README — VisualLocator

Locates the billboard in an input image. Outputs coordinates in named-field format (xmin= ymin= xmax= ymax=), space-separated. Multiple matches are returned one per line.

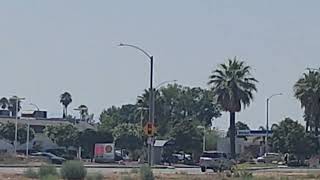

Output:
xmin=94 ymin=143 xmax=115 ymax=163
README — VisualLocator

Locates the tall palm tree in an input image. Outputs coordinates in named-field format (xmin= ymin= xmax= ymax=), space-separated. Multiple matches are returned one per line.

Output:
xmin=294 ymin=70 xmax=320 ymax=134
xmin=8 ymin=96 xmax=22 ymax=117
xmin=60 ymin=92 xmax=72 ymax=118
xmin=208 ymin=57 xmax=258 ymax=159
xmin=0 ymin=97 xmax=9 ymax=110
xmin=78 ymin=104 xmax=88 ymax=120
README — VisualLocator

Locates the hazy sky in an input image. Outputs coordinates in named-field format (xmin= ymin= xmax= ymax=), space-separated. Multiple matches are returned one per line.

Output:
xmin=0 ymin=1 xmax=319 ymax=130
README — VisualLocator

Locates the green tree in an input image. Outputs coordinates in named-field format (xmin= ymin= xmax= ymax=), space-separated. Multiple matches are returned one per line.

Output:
xmin=227 ymin=121 xmax=250 ymax=137
xmin=99 ymin=108 xmax=119 ymax=131
xmin=0 ymin=122 xmax=35 ymax=144
xmin=45 ymin=124 xmax=79 ymax=150
xmin=0 ymin=97 xmax=9 ymax=110
xmin=205 ymin=129 xmax=221 ymax=151
xmin=136 ymin=84 xmax=221 ymax=137
xmin=208 ymin=58 xmax=258 ymax=158
xmin=270 ymin=118 xmax=318 ymax=161
xmin=112 ymin=123 xmax=143 ymax=159
xmin=60 ymin=92 xmax=72 ymax=118
xmin=170 ymin=120 xmax=202 ymax=157
xmin=294 ymin=70 xmax=320 ymax=134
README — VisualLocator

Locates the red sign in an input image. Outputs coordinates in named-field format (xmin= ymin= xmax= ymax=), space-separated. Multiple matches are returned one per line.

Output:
xmin=105 ymin=145 xmax=113 ymax=153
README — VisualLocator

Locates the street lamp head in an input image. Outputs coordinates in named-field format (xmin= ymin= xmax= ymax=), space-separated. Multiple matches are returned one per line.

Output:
xmin=119 ymin=43 xmax=124 ymax=46
xmin=197 ymin=125 xmax=205 ymax=129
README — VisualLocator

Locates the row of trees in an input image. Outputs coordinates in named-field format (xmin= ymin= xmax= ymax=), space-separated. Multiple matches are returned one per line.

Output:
xmin=4 ymin=57 xmax=314 ymax=161
xmin=56 ymin=60 xmax=320 ymax=160
xmin=98 ymin=83 xmax=223 ymax=158
xmin=0 ymin=122 xmax=35 ymax=145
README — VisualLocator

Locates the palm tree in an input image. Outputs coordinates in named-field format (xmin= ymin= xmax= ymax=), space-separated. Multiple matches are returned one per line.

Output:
xmin=208 ymin=57 xmax=258 ymax=159
xmin=78 ymin=104 xmax=88 ymax=121
xmin=294 ymin=70 xmax=320 ymax=134
xmin=8 ymin=96 xmax=22 ymax=117
xmin=60 ymin=92 xmax=72 ymax=118
xmin=0 ymin=97 xmax=9 ymax=110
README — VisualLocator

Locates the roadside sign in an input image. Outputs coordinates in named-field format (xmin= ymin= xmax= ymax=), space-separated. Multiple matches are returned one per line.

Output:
xmin=94 ymin=143 xmax=115 ymax=163
xmin=147 ymin=137 xmax=155 ymax=145
xmin=144 ymin=122 xmax=156 ymax=136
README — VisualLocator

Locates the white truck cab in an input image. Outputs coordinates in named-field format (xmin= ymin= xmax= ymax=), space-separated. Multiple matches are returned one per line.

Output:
xmin=199 ymin=151 xmax=234 ymax=172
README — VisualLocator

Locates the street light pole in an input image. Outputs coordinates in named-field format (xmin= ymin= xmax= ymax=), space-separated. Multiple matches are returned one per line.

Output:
xmin=265 ymin=93 xmax=282 ymax=153
xmin=26 ymin=121 xmax=30 ymax=157
xmin=13 ymin=96 xmax=25 ymax=155
xmin=119 ymin=43 xmax=154 ymax=166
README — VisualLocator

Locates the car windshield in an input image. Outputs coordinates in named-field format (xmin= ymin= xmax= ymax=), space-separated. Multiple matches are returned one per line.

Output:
xmin=202 ymin=152 xmax=223 ymax=158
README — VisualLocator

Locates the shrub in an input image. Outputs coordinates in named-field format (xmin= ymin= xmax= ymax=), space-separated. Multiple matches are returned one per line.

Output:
xmin=38 ymin=164 xmax=58 ymax=179
xmin=86 ymin=172 xmax=104 ymax=180
xmin=61 ymin=160 xmax=87 ymax=180
xmin=140 ymin=165 xmax=154 ymax=180
xmin=23 ymin=168 xmax=39 ymax=178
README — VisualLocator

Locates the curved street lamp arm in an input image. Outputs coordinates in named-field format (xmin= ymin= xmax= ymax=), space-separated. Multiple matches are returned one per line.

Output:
xmin=268 ymin=93 xmax=283 ymax=100
xmin=29 ymin=103 xmax=40 ymax=111
xmin=119 ymin=43 xmax=152 ymax=59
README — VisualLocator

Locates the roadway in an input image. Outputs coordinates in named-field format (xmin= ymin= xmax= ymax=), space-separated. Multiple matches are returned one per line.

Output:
xmin=1 ymin=166 xmax=320 ymax=176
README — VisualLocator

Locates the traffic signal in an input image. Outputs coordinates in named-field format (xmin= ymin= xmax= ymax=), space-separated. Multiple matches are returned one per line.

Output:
xmin=147 ymin=123 xmax=153 ymax=136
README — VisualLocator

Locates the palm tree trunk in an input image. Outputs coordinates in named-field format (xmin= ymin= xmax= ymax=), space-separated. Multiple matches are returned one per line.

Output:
xmin=229 ymin=112 xmax=236 ymax=159
xmin=63 ymin=107 xmax=66 ymax=118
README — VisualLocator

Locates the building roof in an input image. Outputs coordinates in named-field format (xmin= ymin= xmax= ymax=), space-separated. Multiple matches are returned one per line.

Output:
xmin=0 ymin=117 xmax=96 ymax=131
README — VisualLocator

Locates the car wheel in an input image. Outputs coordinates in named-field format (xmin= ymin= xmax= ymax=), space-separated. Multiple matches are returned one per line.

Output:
xmin=201 ymin=167 xmax=206 ymax=172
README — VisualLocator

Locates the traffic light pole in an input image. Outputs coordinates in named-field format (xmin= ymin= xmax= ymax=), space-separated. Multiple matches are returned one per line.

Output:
xmin=118 ymin=43 xmax=154 ymax=166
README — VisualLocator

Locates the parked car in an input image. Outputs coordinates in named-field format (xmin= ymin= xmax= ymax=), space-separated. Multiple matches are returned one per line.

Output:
xmin=199 ymin=151 xmax=234 ymax=172
xmin=31 ymin=152 xmax=66 ymax=164
xmin=115 ymin=150 xmax=129 ymax=161
xmin=257 ymin=153 xmax=282 ymax=163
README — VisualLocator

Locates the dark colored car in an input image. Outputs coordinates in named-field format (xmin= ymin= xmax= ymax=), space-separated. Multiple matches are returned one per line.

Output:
xmin=31 ymin=152 xmax=66 ymax=164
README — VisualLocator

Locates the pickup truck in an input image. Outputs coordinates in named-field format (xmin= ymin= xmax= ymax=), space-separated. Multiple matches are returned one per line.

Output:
xmin=199 ymin=151 xmax=234 ymax=172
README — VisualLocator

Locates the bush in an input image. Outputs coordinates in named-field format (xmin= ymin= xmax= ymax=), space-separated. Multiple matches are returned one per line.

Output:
xmin=86 ymin=172 xmax=104 ymax=180
xmin=39 ymin=164 xmax=58 ymax=179
xmin=61 ymin=160 xmax=87 ymax=180
xmin=23 ymin=168 xmax=39 ymax=178
xmin=140 ymin=165 xmax=154 ymax=180
xmin=233 ymin=169 xmax=253 ymax=180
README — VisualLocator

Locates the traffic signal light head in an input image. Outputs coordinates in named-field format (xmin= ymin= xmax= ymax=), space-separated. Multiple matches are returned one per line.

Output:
xmin=147 ymin=123 xmax=153 ymax=135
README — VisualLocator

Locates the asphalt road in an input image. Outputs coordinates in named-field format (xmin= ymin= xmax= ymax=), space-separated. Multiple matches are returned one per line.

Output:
xmin=1 ymin=166 xmax=320 ymax=176
xmin=0 ymin=167 xmax=201 ymax=175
